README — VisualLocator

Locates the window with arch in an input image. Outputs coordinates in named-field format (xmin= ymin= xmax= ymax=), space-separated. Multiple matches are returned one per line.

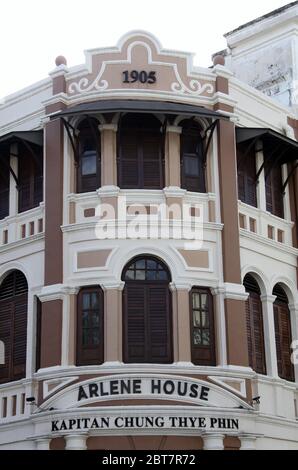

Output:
xmin=244 ymin=274 xmax=266 ymax=374
xmin=180 ymin=120 xmax=206 ymax=193
xmin=76 ymin=286 xmax=104 ymax=366
xmin=190 ymin=287 xmax=215 ymax=366
xmin=122 ymin=256 xmax=172 ymax=363
xmin=77 ymin=118 xmax=101 ymax=193
xmin=273 ymin=284 xmax=294 ymax=381
xmin=117 ymin=114 xmax=164 ymax=189
xmin=0 ymin=271 xmax=28 ymax=383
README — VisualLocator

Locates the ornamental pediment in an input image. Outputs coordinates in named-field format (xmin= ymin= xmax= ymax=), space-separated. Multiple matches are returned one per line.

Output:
xmin=66 ymin=31 xmax=215 ymax=102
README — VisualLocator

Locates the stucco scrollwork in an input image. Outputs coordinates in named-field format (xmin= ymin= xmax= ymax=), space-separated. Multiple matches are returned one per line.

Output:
xmin=68 ymin=66 xmax=108 ymax=94
xmin=171 ymin=77 xmax=214 ymax=95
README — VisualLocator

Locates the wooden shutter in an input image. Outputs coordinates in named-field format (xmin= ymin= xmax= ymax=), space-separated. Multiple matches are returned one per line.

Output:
xmin=123 ymin=282 xmax=172 ymax=364
xmin=18 ymin=144 xmax=43 ymax=213
xmin=123 ymin=284 xmax=146 ymax=362
xmin=118 ymin=114 xmax=163 ymax=189
xmin=274 ymin=301 xmax=294 ymax=382
xmin=236 ymin=144 xmax=257 ymax=207
xmin=76 ymin=287 xmax=104 ymax=366
xmin=0 ymin=271 xmax=28 ymax=383
xmin=245 ymin=292 xmax=266 ymax=374
xmin=35 ymin=298 xmax=41 ymax=372
xmin=190 ymin=288 xmax=216 ymax=366
xmin=77 ymin=119 xmax=101 ymax=193
xmin=265 ymin=162 xmax=284 ymax=218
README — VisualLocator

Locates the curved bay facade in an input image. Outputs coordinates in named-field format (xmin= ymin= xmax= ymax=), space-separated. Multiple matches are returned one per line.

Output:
xmin=0 ymin=23 xmax=298 ymax=450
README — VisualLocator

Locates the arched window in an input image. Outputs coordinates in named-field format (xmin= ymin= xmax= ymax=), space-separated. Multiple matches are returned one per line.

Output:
xmin=273 ymin=284 xmax=294 ymax=381
xmin=180 ymin=120 xmax=205 ymax=193
xmin=76 ymin=286 xmax=104 ymax=365
xmin=122 ymin=256 xmax=172 ymax=363
xmin=0 ymin=271 xmax=28 ymax=383
xmin=77 ymin=118 xmax=101 ymax=193
xmin=118 ymin=114 xmax=164 ymax=189
xmin=190 ymin=287 xmax=215 ymax=365
xmin=237 ymin=143 xmax=257 ymax=207
xmin=244 ymin=274 xmax=266 ymax=374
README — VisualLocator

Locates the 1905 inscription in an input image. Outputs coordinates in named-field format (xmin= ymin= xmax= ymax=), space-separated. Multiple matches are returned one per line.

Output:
xmin=122 ymin=70 xmax=156 ymax=84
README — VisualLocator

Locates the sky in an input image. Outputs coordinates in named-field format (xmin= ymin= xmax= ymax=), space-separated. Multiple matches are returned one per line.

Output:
xmin=0 ymin=0 xmax=294 ymax=99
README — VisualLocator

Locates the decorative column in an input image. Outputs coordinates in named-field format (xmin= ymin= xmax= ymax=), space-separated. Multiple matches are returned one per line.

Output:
xmin=102 ymin=281 xmax=124 ymax=364
xmin=65 ymin=433 xmax=87 ymax=450
xmin=260 ymin=294 xmax=278 ymax=378
xmin=255 ymin=140 xmax=266 ymax=212
xmin=35 ymin=437 xmax=51 ymax=450
xmin=203 ymin=433 xmax=224 ymax=450
xmin=239 ymin=435 xmax=257 ymax=450
xmin=165 ymin=125 xmax=181 ymax=189
xmin=211 ymin=287 xmax=227 ymax=366
xmin=170 ymin=283 xmax=192 ymax=364
xmin=40 ymin=57 xmax=68 ymax=369
xmin=212 ymin=60 xmax=249 ymax=368
xmin=99 ymin=123 xmax=118 ymax=187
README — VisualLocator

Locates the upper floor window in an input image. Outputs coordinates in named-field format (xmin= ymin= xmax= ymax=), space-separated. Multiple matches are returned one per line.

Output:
xmin=273 ymin=284 xmax=294 ymax=382
xmin=190 ymin=287 xmax=215 ymax=366
xmin=244 ymin=274 xmax=266 ymax=374
xmin=0 ymin=149 xmax=9 ymax=220
xmin=76 ymin=286 xmax=104 ymax=366
xmin=265 ymin=161 xmax=284 ymax=218
xmin=0 ymin=270 xmax=28 ymax=383
xmin=18 ymin=143 xmax=43 ymax=213
xmin=117 ymin=114 xmax=164 ymax=189
xmin=122 ymin=256 xmax=172 ymax=363
xmin=77 ymin=119 xmax=101 ymax=193
xmin=180 ymin=120 xmax=205 ymax=193
xmin=237 ymin=143 xmax=257 ymax=207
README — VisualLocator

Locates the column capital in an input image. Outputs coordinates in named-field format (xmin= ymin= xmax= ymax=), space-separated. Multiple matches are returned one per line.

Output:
xmin=166 ymin=125 xmax=182 ymax=134
xmin=239 ymin=434 xmax=258 ymax=450
xmin=260 ymin=294 xmax=276 ymax=304
xmin=65 ymin=432 xmax=88 ymax=450
xmin=35 ymin=437 xmax=51 ymax=450
xmin=169 ymin=282 xmax=192 ymax=292
xmin=101 ymin=281 xmax=125 ymax=291
xmin=202 ymin=433 xmax=225 ymax=450
xmin=98 ymin=123 xmax=118 ymax=132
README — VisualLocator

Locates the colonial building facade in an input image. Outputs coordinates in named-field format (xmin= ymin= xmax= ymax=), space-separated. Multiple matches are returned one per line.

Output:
xmin=0 ymin=10 xmax=298 ymax=450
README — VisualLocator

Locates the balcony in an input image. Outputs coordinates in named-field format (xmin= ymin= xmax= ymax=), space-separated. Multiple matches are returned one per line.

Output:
xmin=0 ymin=203 xmax=44 ymax=248
xmin=0 ymin=380 xmax=32 ymax=423
xmin=238 ymin=201 xmax=294 ymax=247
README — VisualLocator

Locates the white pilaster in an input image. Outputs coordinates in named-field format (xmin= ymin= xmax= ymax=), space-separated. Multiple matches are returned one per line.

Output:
xmin=65 ymin=433 xmax=88 ymax=450
xmin=211 ymin=287 xmax=227 ymax=366
xmin=35 ymin=437 xmax=51 ymax=450
xmin=289 ymin=302 xmax=298 ymax=382
xmin=240 ymin=435 xmax=257 ymax=450
xmin=261 ymin=294 xmax=278 ymax=378
xmin=203 ymin=433 xmax=224 ymax=450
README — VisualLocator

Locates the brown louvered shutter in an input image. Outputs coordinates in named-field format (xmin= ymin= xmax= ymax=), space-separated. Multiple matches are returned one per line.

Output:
xmin=77 ymin=119 xmax=101 ymax=193
xmin=123 ymin=284 xmax=146 ymax=362
xmin=0 ymin=271 xmax=28 ymax=383
xmin=118 ymin=114 xmax=163 ymax=189
xmin=18 ymin=143 xmax=43 ymax=213
xmin=244 ymin=275 xmax=266 ymax=374
xmin=148 ymin=285 xmax=172 ymax=362
xmin=123 ymin=283 xmax=171 ymax=363
xmin=274 ymin=300 xmax=294 ymax=382
xmin=76 ymin=287 xmax=104 ymax=366
xmin=236 ymin=144 xmax=257 ymax=207
xmin=265 ymin=163 xmax=284 ymax=218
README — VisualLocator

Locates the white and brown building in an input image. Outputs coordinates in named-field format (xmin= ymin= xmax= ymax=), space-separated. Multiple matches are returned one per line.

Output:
xmin=0 ymin=4 xmax=298 ymax=451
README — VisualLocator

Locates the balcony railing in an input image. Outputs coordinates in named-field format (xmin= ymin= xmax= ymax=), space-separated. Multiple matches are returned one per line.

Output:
xmin=0 ymin=203 xmax=44 ymax=248
xmin=238 ymin=201 xmax=294 ymax=247
xmin=0 ymin=380 xmax=30 ymax=422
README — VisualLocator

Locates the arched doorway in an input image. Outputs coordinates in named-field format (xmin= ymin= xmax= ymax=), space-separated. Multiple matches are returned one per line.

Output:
xmin=122 ymin=256 xmax=172 ymax=363
xmin=0 ymin=270 xmax=28 ymax=383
